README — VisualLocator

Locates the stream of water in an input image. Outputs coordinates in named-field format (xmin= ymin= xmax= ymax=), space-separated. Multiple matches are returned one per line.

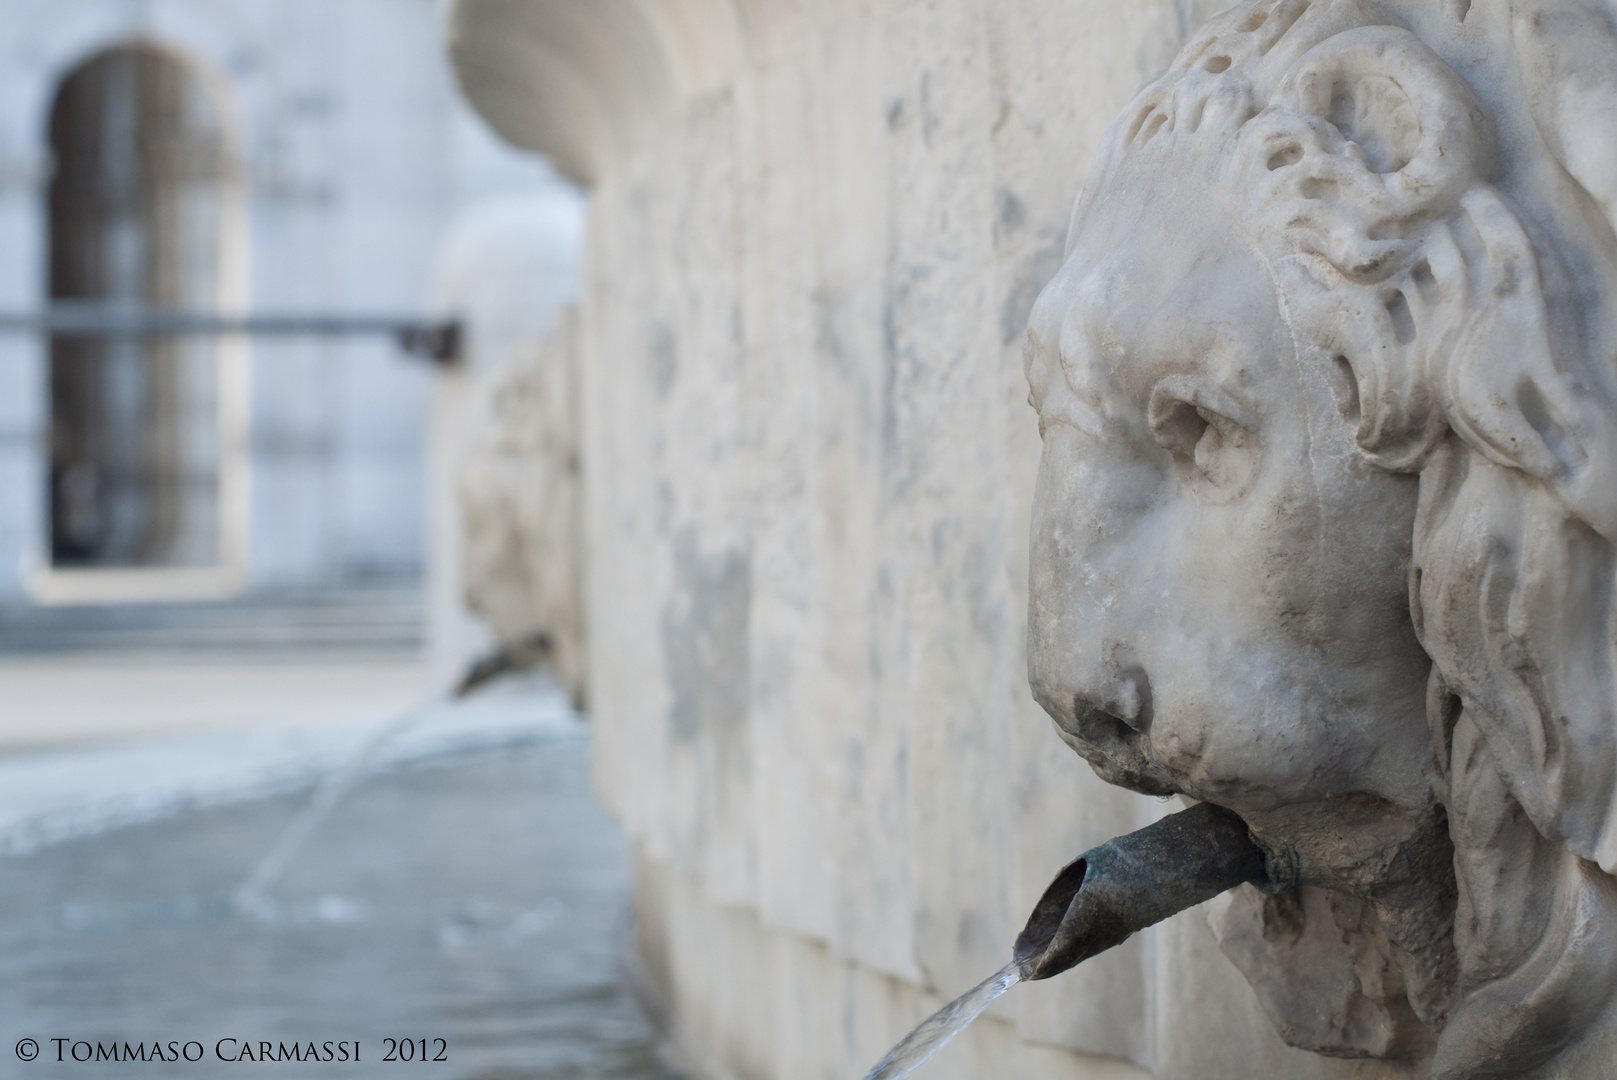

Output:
xmin=859 ymin=960 xmax=1022 ymax=1080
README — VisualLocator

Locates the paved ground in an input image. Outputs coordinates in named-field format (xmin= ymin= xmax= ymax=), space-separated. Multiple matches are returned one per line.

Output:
xmin=0 ymin=586 xmax=431 ymax=749
xmin=0 ymin=651 xmax=432 ymax=749
xmin=0 ymin=685 xmax=677 ymax=1080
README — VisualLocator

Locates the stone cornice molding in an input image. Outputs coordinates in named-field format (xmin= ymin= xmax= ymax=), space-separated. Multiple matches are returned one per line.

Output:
xmin=446 ymin=0 xmax=743 ymax=184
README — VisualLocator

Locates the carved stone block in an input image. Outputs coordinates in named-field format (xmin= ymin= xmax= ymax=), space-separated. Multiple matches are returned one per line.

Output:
xmin=1025 ymin=2 xmax=1617 ymax=1075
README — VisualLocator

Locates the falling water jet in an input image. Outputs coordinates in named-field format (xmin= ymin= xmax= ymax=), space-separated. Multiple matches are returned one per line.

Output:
xmin=859 ymin=960 xmax=1022 ymax=1080
xmin=234 ymin=637 xmax=553 ymax=919
xmin=859 ymin=802 xmax=1277 ymax=1080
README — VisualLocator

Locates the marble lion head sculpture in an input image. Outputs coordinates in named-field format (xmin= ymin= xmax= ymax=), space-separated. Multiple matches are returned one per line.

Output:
xmin=1025 ymin=1 xmax=1617 ymax=1075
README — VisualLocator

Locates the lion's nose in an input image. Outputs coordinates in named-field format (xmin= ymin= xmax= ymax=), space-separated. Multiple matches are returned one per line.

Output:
xmin=1069 ymin=700 xmax=1140 ymax=749
xmin=1072 ymin=665 xmax=1153 ymax=736
xmin=1108 ymin=667 xmax=1152 ymax=731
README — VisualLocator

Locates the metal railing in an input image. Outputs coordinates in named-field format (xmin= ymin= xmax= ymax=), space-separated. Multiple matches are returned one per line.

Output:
xmin=0 ymin=302 xmax=461 ymax=364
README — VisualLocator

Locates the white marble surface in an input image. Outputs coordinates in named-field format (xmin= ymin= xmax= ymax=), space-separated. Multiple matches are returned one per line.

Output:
xmin=448 ymin=1 xmax=1617 ymax=1078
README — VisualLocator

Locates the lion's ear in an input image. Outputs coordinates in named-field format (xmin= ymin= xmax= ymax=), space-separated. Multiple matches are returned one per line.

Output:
xmin=1253 ymin=26 xmax=1491 ymax=277
xmin=1284 ymin=25 xmax=1489 ymax=191
xmin=1280 ymin=148 xmax=1617 ymax=538
xmin=1270 ymin=175 xmax=1590 ymax=488
xmin=1250 ymin=27 xmax=1566 ymax=474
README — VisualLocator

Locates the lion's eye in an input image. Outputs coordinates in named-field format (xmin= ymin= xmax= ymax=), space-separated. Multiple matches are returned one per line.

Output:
xmin=1147 ymin=383 xmax=1260 ymax=500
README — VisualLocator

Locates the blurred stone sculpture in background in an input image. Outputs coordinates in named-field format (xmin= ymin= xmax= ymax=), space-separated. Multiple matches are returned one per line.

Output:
xmin=1025 ymin=1 xmax=1617 ymax=1076
xmin=459 ymin=306 xmax=587 ymax=707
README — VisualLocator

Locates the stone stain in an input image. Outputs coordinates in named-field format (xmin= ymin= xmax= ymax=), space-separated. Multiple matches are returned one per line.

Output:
xmin=879 ymin=277 xmax=905 ymax=474
xmin=663 ymin=529 xmax=752 ymax=788
xmin=813 ymin=286 xmax=852 ymax=377
xmin=649 ymin=322 xmax=678 ymax=399
xmin=656 ymin=480 xmax=675 ymax=534
xmin=919 ymin=73 xmax=940 ymax=147
xmin=997 ymin=189 xmax=1027 ymax=237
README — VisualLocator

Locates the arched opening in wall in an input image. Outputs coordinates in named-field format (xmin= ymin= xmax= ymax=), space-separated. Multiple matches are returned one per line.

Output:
xmin=46 ymin=42 xmax=239 ymax=582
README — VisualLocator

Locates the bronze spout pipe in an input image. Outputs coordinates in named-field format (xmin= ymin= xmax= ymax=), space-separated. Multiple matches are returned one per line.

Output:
xmin=1015 ymin=801 xmax=1276 ymax=981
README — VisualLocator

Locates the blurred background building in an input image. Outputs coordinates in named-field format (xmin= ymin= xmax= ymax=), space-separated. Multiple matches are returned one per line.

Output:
xmin=0 ymin=5 xmax=658 ymax=1077
xmin=0 ymin=0 xmax=584 ymax=743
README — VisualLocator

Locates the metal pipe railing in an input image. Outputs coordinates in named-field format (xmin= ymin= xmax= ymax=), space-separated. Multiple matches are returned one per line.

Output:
xmin=0 ymin=302 xmax=461 ymax=364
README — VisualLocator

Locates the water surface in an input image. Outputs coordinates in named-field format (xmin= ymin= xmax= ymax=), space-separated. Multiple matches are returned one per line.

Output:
xmin=0 ymin=735 xmax=677 ymax=1079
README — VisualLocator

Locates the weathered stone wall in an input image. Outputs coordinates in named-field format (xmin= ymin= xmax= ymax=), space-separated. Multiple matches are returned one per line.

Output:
xmin=570 ymin=7 xmax=1207 ymax=1075
xmin=447 ymin=4 xmax=1353 ymax=1077
xmin=449 ymin=3 xmax=1617 ymax=1077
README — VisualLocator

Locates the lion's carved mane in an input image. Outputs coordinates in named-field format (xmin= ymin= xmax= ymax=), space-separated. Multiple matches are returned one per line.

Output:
xmin=1069 ymin=1 xmax=1617 ymax=1075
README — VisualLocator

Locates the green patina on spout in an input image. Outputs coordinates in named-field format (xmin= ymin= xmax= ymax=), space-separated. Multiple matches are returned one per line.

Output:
xmin=1014 ymin=801 xmax=1281 ymax=982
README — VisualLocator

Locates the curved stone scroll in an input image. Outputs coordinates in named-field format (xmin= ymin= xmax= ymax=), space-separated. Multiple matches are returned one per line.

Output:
xmin=1025 ymin=1 xmax=1617 ymax=1076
